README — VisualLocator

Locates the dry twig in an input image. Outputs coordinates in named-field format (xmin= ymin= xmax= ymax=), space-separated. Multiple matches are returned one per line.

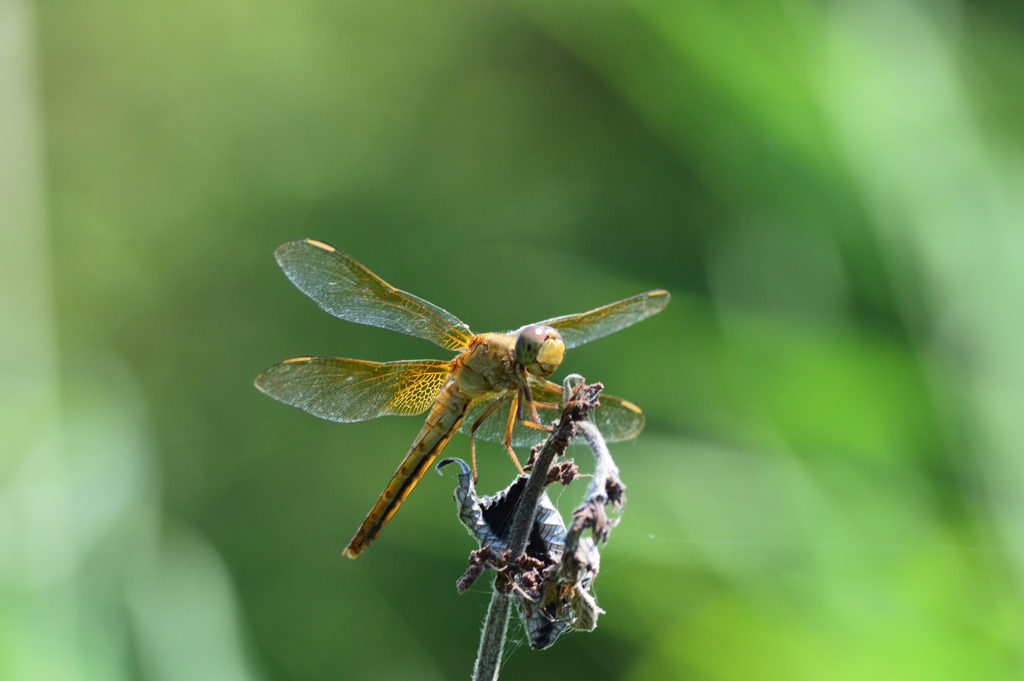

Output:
xmin=437 ymin=375 xmax=626 ymax=680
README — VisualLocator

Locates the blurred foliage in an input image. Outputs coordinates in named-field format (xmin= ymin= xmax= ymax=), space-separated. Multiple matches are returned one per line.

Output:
xmin=4 ymin=0 xmax=1024 ymax=678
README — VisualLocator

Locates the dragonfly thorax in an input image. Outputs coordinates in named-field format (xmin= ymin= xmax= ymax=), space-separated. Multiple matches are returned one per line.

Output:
xmin=452 ymin=333 xmax=521 ymax=398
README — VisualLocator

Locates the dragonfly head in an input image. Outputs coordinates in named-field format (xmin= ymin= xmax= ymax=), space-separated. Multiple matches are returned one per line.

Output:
xmin=515 ymin=325 xmax=565 ymax=378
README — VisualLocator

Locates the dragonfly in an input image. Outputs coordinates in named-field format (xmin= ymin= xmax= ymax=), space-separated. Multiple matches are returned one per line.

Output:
xmin=255 ymin=239 xmax=670 ymax=558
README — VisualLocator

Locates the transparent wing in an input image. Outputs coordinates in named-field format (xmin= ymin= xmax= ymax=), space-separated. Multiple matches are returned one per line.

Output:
xmin=275 ymin=239 xmax=475 ymax=351
xmin=531 ymin=289 xmax=670 ymax=349
xmin=529 ymin=377 xmax=646 ymax=442
xmin=459 ymin=379 xmax=646 ymax=446
xmin=255 ymin=357 xmax=451 ymax=422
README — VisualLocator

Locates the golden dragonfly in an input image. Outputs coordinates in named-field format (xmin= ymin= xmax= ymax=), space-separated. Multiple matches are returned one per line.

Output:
xmin=256 ymin=239 xmax=669 ymax=558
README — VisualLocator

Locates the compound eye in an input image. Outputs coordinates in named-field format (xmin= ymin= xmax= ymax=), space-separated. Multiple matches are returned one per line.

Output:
xmin=515 ymin=325 xmax=546 ymax=366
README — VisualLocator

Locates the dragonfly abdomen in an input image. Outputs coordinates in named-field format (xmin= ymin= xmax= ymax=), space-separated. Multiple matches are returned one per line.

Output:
xmin=342 ymin=381 xmax=470 ymax=558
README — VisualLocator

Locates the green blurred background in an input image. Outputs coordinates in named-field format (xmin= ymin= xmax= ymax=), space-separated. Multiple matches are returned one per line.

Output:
xmin=4 ymin=0 xmax=1024 ymax=678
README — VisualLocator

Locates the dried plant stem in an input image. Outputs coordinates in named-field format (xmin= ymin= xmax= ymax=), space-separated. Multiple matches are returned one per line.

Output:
xmin=471 ymin=376 xmax=601 ymax=681
xmin=472 ymin=593 xmax=511 ymax=681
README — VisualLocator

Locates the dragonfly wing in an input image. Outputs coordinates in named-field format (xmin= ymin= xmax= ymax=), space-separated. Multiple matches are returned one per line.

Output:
xmin=255 ymin=357 xmax=451 ymax=423
xmin=529 ymin=377 xmax=646 ymax=442
xmin=531 ymin=289 xmax=670 ymax=349
xmin=275 ymin=239 xmax=475 ymax=351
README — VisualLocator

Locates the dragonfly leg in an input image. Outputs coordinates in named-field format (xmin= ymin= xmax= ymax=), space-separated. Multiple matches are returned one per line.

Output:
xmin=518 ymin=419 xmax=552 ymax=433
xmin=526 ymin=400 xmax=542 ymax=425
xmin=468 ymin=391 xmax=512 ymax=483
xmin=518 ymin=392 xmax=551 ymax=431
xmin=516 ymin=372 xmax=545 ymax=426
xmin=504 ymin=394 xmax=525 ymax=473
xmin=469 ymin=437 xmax=477 ymax=485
